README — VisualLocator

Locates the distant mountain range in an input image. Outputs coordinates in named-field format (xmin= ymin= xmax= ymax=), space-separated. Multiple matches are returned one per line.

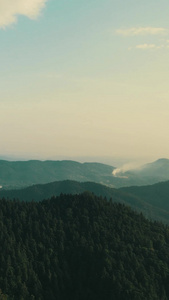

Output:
xmin=0 ymin=160 xmax=115 ymax=189
xmin=1 ymin=179 xmax=169 ymax=223
xmin=123 ymin=158 xmax=169 ymax=185
xmin=0 ymin=158 xmax=169 ymax=189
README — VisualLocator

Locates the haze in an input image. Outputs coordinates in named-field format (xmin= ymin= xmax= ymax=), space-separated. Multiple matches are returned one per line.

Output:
xmin=0 ymin=0 xmax=169 ymax=162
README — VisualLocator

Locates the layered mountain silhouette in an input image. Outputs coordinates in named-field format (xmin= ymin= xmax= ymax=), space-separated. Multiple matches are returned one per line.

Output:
xmin=0 ymin=160 xmax=115 ymax=189
xmin=1 ymin=179 xmax=169 ymax=223
xmin=0 ymin=158 xmax=169 ymax=189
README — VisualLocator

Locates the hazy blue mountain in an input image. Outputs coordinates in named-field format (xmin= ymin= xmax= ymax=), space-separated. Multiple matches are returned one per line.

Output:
xmin=0 ymin=160 xmax=115 ymax=189
xmin=1 ymin=179 xmax=169 ymax=223
xmin=0 ymin=158 xmax=169 ymax=190
xmin=127 ymin=158 xmax=169 ymax=180
xmin=113 ymin=158 xmax=169 ymax=187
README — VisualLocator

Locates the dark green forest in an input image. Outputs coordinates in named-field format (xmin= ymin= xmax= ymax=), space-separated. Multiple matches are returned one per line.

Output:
xmin=1 ymin=193 xmax=169 ymax=299
xmin=2 ymin=179 xmax=169 ymax=223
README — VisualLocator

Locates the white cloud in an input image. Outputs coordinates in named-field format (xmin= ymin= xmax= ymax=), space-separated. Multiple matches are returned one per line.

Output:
xmin=116 ymin=27 xmax=167 ymax=36
xmin=136 ymin=44 xmax=156 ymax=49
xmin=0 ymin=0 xmax=48 ymax=28
xmin=128 ymin=43 xmax=168 ymax=50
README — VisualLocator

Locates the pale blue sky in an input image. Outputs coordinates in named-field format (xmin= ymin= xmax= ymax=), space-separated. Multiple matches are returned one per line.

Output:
xmin=0 ymin=0 xmax=169 ymax=163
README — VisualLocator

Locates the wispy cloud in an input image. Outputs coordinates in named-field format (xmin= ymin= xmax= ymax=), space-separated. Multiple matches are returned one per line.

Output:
xmin=0 ymin=0 xmax=48 ymax=28
xmin=128 ymin=43 xmax=166 ymax=50
xmin=116 ymin=27 xmax=168 ymax=36
xmin=136 ymin=44 xmax=156 ymax=49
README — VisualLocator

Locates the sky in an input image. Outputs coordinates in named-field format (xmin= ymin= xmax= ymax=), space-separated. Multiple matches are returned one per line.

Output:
xmin=0 ymin=0 xmax=169 ymax=164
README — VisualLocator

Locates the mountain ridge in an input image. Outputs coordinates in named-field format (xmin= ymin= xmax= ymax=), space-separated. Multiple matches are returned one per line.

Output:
xmin=1 ymin=179 xmax=169 ymax=223
xmin=0 ymin=158 xmax=169 ymax=189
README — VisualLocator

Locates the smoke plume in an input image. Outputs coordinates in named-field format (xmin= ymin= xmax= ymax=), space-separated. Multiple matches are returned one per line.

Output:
xmin=112 ymin=162 xmax=143 ymax=178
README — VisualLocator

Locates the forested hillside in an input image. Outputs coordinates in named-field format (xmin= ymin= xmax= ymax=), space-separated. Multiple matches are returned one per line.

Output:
xmin=0 ymin=193 xmax=169 ymax=299
xmin=1 ymin=180 xmax=169 ymax=223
